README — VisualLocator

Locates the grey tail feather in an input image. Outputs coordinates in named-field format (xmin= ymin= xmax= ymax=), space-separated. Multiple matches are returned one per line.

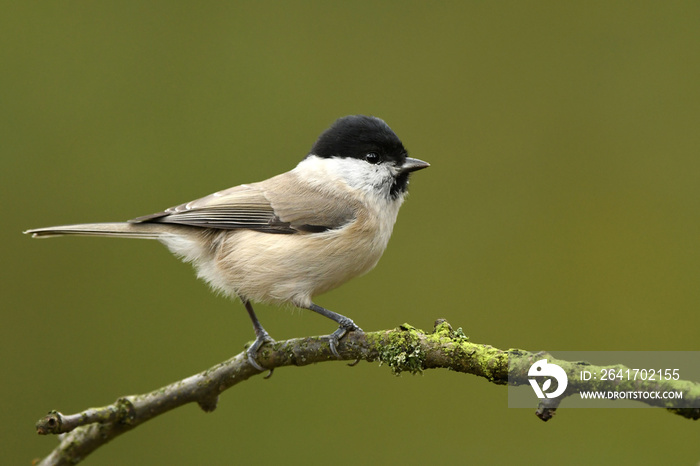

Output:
xmin=24 ymin=222 xmax=179 ymax=239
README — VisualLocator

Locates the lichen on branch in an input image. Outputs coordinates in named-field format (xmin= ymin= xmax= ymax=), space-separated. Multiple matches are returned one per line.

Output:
xmin=33 ymin=320 xmax=700 ymax=466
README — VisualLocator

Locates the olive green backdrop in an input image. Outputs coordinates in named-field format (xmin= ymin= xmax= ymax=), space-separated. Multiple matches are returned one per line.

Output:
xmin=3 ymin=2 xmax=699 ymax=464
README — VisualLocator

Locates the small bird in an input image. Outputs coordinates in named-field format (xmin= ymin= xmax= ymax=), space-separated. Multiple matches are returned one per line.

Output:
xmin=26 ymin=115 xmax=429 ymax=371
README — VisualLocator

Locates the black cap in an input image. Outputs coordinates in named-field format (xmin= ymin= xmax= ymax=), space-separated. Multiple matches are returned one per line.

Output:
xmin=309 ymin=115 xmax=408 ymax=167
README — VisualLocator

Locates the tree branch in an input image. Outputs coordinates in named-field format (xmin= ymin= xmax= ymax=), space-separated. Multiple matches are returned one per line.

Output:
xmin=34 ymin=319 xmax=700 ymax=465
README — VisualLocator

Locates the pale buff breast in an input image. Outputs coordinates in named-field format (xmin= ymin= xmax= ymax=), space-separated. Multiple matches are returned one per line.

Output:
xmin=206 ymin=194 xmax=401 ymax=307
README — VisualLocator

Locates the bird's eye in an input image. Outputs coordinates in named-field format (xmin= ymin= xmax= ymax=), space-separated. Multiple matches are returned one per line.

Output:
xmin=365 ymin=152 xmax=380 ymax=164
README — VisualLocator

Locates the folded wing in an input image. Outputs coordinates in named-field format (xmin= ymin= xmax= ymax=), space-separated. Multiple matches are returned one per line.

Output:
xmin=130 ymin=172 xmax=356 ymax=234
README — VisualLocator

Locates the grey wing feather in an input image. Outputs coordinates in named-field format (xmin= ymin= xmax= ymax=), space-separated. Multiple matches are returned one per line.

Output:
xmin=130 ymin=172 xmax=356 ymax=233
xmin=264 ymin=178 xmax=356 ymax=232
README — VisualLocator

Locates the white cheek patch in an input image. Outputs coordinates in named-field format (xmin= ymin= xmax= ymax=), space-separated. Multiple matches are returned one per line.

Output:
xmin=297 ymin=155 xmax=396 ymax=198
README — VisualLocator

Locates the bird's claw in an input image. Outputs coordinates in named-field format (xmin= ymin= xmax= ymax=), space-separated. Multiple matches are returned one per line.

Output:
xmin=247 ymin=332 xmax=275 ymax=374
xmin=328 ymin=321 xmax=363 ymax=358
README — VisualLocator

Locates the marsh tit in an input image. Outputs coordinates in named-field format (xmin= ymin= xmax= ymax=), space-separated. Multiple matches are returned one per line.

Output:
xmin=26 ymin=115 xmax=429 ymax=371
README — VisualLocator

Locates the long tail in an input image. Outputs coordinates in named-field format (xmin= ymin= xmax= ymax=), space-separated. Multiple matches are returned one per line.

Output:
xmin=24 ymin=222 xmax=182 ymax=239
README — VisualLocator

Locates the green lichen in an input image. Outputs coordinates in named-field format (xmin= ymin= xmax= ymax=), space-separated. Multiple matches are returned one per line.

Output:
xmin=432 ymin=320 xmax=453 ymax=337
xmin=377 ymin=324 xmax=425 ymax=375
xmin=454 ymin=327 xmax=469 ymax=341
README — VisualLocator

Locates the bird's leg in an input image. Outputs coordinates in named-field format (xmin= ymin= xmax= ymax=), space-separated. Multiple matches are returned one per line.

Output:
xmin=305 ymin=303 xmax=363 ymax=358
xmin=244 ymin=300 xmax=275 ymax=373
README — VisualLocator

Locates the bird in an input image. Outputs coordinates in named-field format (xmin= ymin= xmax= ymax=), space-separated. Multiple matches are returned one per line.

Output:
xmin=25 ymin=115 xmax=429 ymax=371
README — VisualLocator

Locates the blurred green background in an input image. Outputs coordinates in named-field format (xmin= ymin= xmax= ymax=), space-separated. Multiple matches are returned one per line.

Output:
xmin=3 ymin=1 xmax=699 ymax=464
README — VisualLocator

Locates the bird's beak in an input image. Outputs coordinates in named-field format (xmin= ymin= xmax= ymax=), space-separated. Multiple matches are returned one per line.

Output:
xmin=400 ymin=157 xmax=430 ymax=174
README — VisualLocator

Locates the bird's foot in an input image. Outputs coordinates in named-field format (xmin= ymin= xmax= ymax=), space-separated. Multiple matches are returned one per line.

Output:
xmin=328 ymin=319 xmax=363 ymax=359
xmin=246 ymin=331 xmax=275 ymax=374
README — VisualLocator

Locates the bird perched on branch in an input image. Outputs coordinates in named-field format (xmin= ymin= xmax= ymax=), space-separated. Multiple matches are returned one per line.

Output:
xmin=26 ymin=115 xmax=429 ymax=371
